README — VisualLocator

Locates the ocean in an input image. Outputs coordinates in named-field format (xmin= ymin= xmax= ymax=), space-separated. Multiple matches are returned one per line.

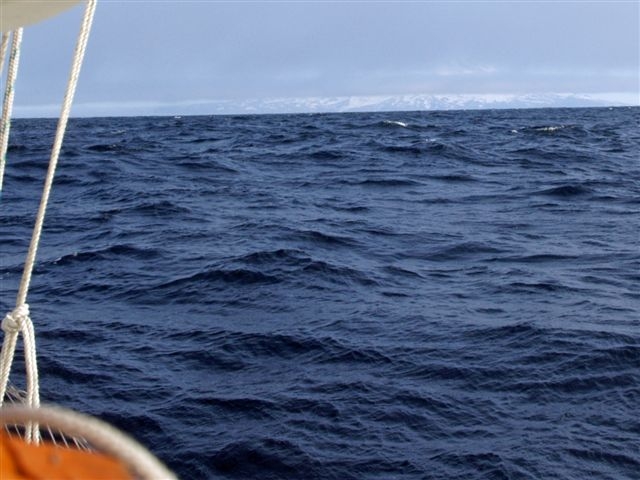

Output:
xmin=1 ymin=107 xmax=639 ymax=479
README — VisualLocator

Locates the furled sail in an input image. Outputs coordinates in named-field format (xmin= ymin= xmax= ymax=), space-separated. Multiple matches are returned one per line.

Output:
xmin=1 ymin=0 xmax=82 ymax=31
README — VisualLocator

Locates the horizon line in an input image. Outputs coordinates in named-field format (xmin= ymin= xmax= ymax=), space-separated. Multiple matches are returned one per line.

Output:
xmin=11 ymin=104 xmax=638 ymax=121
xmin=12 ymin=91 xmax=640 ymax=119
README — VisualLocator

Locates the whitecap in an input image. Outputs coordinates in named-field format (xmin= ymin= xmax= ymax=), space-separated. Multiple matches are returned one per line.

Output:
xmin=534 ymin=125 xmax=565 ymax=132
xmin=384 ymin=120 xmax=408 ymax=128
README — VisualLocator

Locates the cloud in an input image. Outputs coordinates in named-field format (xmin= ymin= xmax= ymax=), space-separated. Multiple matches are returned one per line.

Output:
xmin=433 ymin=65 xmax=499 ymax=77
xmin=10 ymin=1 xmax=640 ymax=117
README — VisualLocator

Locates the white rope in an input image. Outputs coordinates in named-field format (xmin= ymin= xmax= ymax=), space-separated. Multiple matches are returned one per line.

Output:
xmin=1 ymin=0 xmax=97 ymax=444
xmin=0 ymin=32 xmax=10 ymax=74
xmin=0 ymin=304 xmax=40 ymax=442
xmin=0 ymin=306 xmax=26 ymax=403
xmin=0 ymin=405 xmax=178 ymax=479
xmin=0 ymin=28 xmax=23 ymax=194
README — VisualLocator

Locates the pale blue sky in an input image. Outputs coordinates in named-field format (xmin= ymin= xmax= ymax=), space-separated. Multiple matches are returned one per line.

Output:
xmin=6 ymin=0 xmax=640 ymax=116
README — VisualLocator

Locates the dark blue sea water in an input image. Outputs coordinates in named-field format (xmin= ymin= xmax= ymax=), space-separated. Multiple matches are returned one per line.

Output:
xmin=1 ymin=107 xmax=639 ymax=479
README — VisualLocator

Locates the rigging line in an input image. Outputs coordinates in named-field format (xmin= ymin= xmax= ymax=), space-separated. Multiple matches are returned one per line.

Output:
xmin=0 ymin=32 xmax=10 ymax=73
xmin=0 ymin=29 xmax=22 ymax=194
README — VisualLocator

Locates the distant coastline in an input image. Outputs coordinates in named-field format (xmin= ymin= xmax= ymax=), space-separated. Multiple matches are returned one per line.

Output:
xmin=13 ymin=92 xmax=639 ymax=119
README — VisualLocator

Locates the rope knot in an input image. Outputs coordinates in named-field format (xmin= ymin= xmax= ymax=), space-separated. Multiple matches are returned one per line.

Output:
xmin=2 ymin=304 xmax=30 ymax=334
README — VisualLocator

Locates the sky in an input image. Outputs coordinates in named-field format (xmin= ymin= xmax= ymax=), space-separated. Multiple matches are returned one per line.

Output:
xmin=4 ymin=0 xmax=640 ymax=117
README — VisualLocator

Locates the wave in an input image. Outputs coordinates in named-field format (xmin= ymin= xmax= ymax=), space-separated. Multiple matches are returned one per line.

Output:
xmin=428 ymin=174 xmax=478 ymax=183
xmin=382 ymin=265 xmax=423 ymax=279
xmin=159 ymin=268 xmax=279 ymax=289
xmin=86 ymin=142 xmax=122 ymax=152
xmin=51 ymin=244 xmax=161 ymax=265
xmin=327 ymin=204 xmax=370 ymax=213
xmin=210 ymin=438 xmax=321 ymax=479
xmin=382 ymin=120 xmax=409 ymax=128
xmin=292 ymin=229 xmax=360 ymax=248
xmin=308 ymin=149 xmax=344 ymax=161
xmin=127 ymin=199 xmax=193 ymax=217
xmin=412 ymin=242 xmax=507 ymax=261
xmin=7 ymin=144 xmax=30 ymax=153
xmin=301 ymin=260 xmax=378 ymax=287
xmin=174 ymin=157 xmax=239 ymax=174
xmin=236 ymin=248 xmax=310 ymax=266
xmin=530 ymin=125 xmax=567 ymax=133
xmin=208 ymin=330 xmax=392 ymax=367
xmin=500 ymin=281 xmax=579 ymax=293
xmin=536 ymin=184 xmax=592 ymax=197
xmin=185 ymin=136 xmax=222 ymax=144
xmin=522 ymin=124 xmax=588 ymax=137
xmin=490 ymin=254 xmax=580 ymax=265
xmin=354 ymin=178 xmax=423 ymax=188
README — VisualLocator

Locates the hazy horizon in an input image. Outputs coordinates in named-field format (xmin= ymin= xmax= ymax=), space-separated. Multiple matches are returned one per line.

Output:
xmin=11 ymin=93 xmax=639 ymax=120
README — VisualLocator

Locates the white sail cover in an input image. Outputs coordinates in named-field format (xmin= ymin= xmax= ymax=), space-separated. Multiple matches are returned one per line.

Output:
xmin=1 ymin=0 xmax=82 ymax=31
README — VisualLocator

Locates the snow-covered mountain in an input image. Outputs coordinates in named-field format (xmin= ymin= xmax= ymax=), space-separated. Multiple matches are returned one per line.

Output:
xmin=28 ymin=92 xmax=631 ymax=118
xmin=184 ymin=92 xmax=627 ymax=116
